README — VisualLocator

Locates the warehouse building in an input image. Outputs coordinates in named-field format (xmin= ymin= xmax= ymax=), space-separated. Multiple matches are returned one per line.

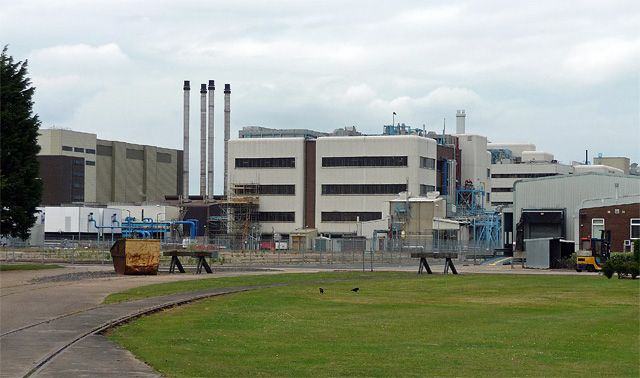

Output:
xmin=513 ymin=173 xmax=640 ymax=251
xmin=37 ymin=128 xmax=183 ymax=205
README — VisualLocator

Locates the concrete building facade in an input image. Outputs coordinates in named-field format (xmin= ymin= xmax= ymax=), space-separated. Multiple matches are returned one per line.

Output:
xmin=227 ymin=134 xmax=437 ymax=237
xmin=228 ymin=138 xmax=307 ymax=235
xmin=37 ymin=129 xmax=183 ymax=205
xmin=38 ymin=129 xmax=97 ymax=203
xmin=315 ymin=135 xmax=437 ymax=235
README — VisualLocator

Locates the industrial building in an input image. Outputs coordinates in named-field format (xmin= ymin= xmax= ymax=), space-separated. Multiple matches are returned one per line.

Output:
xmin=37 ymin=128 xmax=183 ymax=205
xmin=513 ymin=172 xmax=640 ymax=251
xmin=227 ymin=134 xmax=438 ymax=238
xmin=488 ymin=143 xmax=574 ymax=208
xmin=578 ymin=195 xmax=640 ymax=252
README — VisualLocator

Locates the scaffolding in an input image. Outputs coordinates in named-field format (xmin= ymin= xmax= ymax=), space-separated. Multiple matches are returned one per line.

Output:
xmin=208 ymin=184 xmax=259 ymax=249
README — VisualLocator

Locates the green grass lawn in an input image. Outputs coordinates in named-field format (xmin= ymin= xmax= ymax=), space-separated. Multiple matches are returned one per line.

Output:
xmin=0 ymin=263 xmax=63 ymax=271
xmin=108 ymin=273 xmax=639 ymax=377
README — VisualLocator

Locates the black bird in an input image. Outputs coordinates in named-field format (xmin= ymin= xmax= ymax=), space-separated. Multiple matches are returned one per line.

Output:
xmin=319 ymin=288 xmax=324 ymax=294
xmin=351 ymin=287 xmax=359 ymax=293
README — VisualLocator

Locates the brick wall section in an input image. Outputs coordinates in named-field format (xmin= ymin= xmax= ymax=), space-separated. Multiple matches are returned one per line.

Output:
xmin=579 ymin=203 xmax=640 ymax=252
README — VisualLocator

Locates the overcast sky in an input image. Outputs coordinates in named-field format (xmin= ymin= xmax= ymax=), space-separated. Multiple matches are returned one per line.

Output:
xmin=2 ymin=0 xmax=639 ymax=193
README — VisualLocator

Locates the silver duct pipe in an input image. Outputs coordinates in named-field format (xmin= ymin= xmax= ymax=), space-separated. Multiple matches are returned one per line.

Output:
xmin=182 ymin=80 xmax=190 ymax=199
xmin=200 ymin=84 xmax=207 ymax=196
xmin=207 ymin=80 xmax=215 ymax=200
xmin=224 ymin=83 xmax=231 ymax=197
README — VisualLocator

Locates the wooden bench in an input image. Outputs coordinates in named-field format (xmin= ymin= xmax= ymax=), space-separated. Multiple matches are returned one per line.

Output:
xmin=410 ymin=252 xmax=459 ymax=275
xmin=163 ymin=250 xmax=217 ymax=274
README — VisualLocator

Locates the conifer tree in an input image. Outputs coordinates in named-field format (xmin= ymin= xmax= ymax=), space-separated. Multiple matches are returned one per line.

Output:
xmin=1 ymin=45 xmax=43 ymax=240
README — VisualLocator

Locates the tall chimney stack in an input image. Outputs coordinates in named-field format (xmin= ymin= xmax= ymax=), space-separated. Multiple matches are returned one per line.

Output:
xmin=182 ymin=80 xmax=190 ymax=199
xmin=456 ymin=109 xmax=466 ymax=134
xmin=224 ymin=83 xmax=231 ymax=197
xmin=207 ymin=80 xmax=215 ymax=200
xmin=200 ymin=84 xmax=207 ymax=196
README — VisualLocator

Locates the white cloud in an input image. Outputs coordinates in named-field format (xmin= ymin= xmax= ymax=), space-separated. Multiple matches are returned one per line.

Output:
xmin=563 ymin=38 xmax=640 ymax=84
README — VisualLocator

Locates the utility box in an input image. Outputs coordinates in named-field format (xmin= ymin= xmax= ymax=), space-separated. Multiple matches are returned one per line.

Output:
xmin=525 ymin=238 xmax=574 ymax=269
xmin=110 ymin=239 xmax=160 ymax=275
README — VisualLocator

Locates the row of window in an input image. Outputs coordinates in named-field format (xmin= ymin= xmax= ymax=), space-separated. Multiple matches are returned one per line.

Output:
xmin=256 ymin=211 xmax=390 ymax=223
xmin=258 ymin=212 xmax=295 ymax=222
xmin=321 ymin=212 xmax=383 ymax=222
xmin=234 ymin=185 xmax=296 ymax=195
xmin=234 ymin=156 xmax=438 ymax=169
xmin=322 ymin=156 xmax=408 ymax=167
xmin=62 ymin=146 xmax=96 ymax=154
xmin=321 ymin=184 xmax=407 ymax=195
xmin=235 ymin=158 xmax=296 ymax=168
xmin=95 ymin=145 xmax=172 ymax=163
xmin=593 ymin=218 xmax=640 ymax=239
xmin=491 ymin=187 xmax=513 ymax=192
xmin=491 ymin=173 xmax=558 ymax=179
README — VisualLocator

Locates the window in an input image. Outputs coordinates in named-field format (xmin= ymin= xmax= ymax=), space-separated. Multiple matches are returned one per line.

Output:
xmin=322 ymin=156 xmax=407 ymax=167
xmin=491 ymin=173 xmax=559 ymax=178
xmin=126 ymin=148 xmax=144 ymax=160
xmin=73 ymin=158 xmax=84 ymax=165
xmin=97 ymin=145 xmax=113 ymax=156
xmin=420 ymin=157 xmax=435 ymax=169
xmin=321 ymin=212 xmax=382 ymax=222
xmin=420 ymin=185 xmax=436 ymax=196
xmin=259 ymin=185 xmax=295 ymax=195
xmin=592 ymin=218 xmax=605 ymax=239
xmin=74 ymin=147 xmax=84 ymax=153
xmin=85 ymin=160 xmax=95 ymax=166
xmin=322 ymin=184 xmax=406 ymax=195
xmin=487 ymin=168 xmax=491 ymax=178
xmin=491 ymin=187 xmax=513 ymax=192
xmin=258 ymin=212 xmax=295 ymax=222
xmin=157 ymin=152 xmax=172 ymax=163
xmin=62 ymin=146 xmax=72 ymax=151
xmin=235 ymin=157 xmax=295 ymax=168
xmin=85 ymin=148 xmax=96 ymax=154
xmin=631 ymin=219 xmax=640 ymax=239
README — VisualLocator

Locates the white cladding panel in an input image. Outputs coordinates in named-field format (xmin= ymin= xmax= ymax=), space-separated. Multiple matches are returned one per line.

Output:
xmin=456 ymin=134 xmax=491 ymax=198
xmin=573 ymin=165 xmax=624 ymax=175
xmin=228 ymin=138 xmax=306 ymax=234
xmin=315 ymin=135 xmax=436 ymax=234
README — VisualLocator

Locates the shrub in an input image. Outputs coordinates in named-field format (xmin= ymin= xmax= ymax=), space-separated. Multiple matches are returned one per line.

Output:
xmin=601 ymin=262 xmax=615 ymax=279
xmin=559 ymin=253 xmax=577 ymax=270
xmin=603 ymin=253 xmax=638 ymax=279
xmin=633 ymin=240 xmax=640 ymax=263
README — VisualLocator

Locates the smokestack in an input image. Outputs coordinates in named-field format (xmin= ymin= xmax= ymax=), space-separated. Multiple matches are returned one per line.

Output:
xmin=200 ymin=84 xmax=207 ymax=196
xmin=207 ymin=80 xmax=215 ymax=200
xmin=183 ymin=80 xmax=190 ymax=198
xmin=585 ymin=149 xmax=589 ymax=165
xmin=224 ymin=83 xmax=231 ymax=197
xmin=456 ymin=109 xmax=466 ymax=134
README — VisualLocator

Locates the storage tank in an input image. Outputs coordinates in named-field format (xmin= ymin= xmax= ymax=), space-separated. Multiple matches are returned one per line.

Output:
xmin=522 ymin=151 xmax=554 ymax=163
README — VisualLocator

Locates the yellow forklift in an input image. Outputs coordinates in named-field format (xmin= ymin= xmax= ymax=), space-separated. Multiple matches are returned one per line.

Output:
xmin=576 ymin=230 xmax=611 ymax=272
